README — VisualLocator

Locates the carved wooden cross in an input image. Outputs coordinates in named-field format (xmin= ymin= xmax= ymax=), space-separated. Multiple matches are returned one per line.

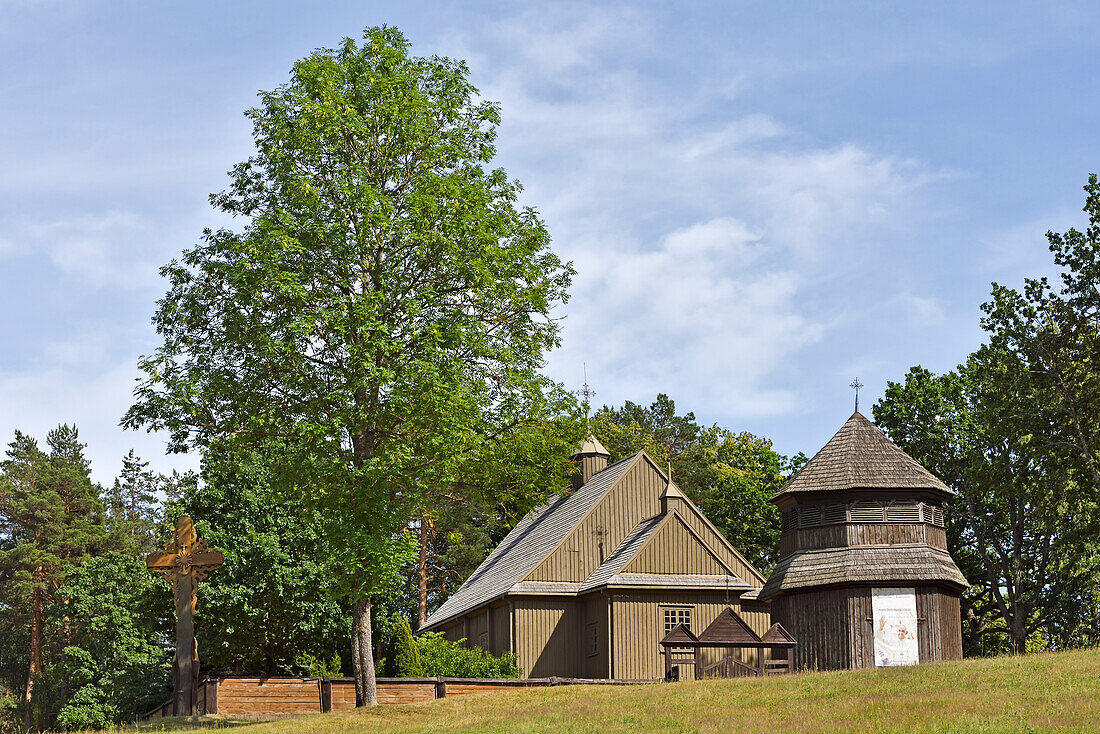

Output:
xmin=146 ymin=516 xmax=223 ymax=716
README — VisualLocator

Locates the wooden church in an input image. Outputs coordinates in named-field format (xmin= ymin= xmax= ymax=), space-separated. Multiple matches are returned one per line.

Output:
xmin=759 ymin=411 xmax=968 ymax=669
xmin=426 ymin=410 xmax=968 ymax=678
xmin=422 ymin=438 xmax=772 ymax=679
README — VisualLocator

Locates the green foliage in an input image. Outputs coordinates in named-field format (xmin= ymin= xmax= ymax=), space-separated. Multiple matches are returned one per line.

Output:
xmin=295 ymin=652 xmax=342 ymax=678
xmin=386 ymin=618 xmax=424 ymax=677
xmin=52 ymin=552 xmax=172 ymax=726
xmin=123 ymin=24 xmax=579 ymax=696
xmin=415 ymin=633 xmax=520 ymax=678
xmin=167 ymin=444 xmax=352 ymax=676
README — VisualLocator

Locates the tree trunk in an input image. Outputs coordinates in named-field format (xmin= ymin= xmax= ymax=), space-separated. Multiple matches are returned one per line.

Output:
xmin=418 ymin=518 xmax=428 ymax=628
xmin=351 ymin=597 xmax=377 ymax=706
xmin=1009 ymin=615 xmax=1027 ymax=654
xmin=24 ymin=587 xmax=42 ymax=731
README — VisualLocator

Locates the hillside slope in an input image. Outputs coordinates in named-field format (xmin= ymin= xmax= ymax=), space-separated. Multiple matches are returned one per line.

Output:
xmin=130 ymin=648 xmax=1100 ymax=734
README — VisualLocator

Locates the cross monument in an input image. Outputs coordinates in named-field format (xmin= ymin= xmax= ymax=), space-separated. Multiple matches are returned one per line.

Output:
xmin=146 ymin=516 xmax=223 ymax=716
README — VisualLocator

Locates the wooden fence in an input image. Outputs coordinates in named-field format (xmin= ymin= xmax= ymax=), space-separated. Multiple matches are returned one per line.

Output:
xmin=142 ymin=675 xmax=655 ymax=719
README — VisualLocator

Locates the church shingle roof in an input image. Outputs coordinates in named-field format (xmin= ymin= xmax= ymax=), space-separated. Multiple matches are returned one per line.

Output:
xmin=423 ymin=453 xmax=639 ymax=630
xmin=758 ymin=545 xmax=968 ymax=600
xmin=774 ymin=412 xmax=952 ymax=498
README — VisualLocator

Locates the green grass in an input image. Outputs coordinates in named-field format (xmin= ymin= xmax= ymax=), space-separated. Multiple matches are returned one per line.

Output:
xmin=116 ymin=648 xmax=1100 ymax=733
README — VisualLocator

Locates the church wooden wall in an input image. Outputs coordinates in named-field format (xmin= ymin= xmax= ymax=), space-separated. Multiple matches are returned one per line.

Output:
xmin=513 ymin=598 xmax=583 ymax=677
xmin=773 ymin=584 xmax=963 ymax=671
xmin=609 ymin=592 xmax=771 ymax=681
xmin=780 ymin=523 xmax=948 ymax=557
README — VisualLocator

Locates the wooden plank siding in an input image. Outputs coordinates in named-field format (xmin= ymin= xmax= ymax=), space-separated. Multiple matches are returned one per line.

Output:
xmin=527 ymin=459 xmax=662 ymax=583
xmin=780 ymin=523 xmax=948 ymax=557
xmin=775 ymin=584 xmax=963 ymax=671
xmin=213 ymin=678 xmax=324 ymax=716
xmin=610 ymin=592 xmax=771 ymax=680
xmin=622 ymin=514 xmax=730 ymax=575
xmin=513 ymin=599 xmax=583 ymax=677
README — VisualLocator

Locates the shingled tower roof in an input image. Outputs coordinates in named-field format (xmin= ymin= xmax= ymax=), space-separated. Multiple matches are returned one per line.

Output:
xmin=774 ymin=412 xmax=952 ymax=499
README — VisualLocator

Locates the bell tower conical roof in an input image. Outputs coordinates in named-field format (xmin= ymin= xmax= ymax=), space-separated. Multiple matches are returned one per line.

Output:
xmin=773 ymin=412 xmax=952 ymax=499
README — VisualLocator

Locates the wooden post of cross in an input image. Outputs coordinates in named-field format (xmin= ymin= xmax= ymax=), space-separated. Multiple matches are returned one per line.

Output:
xmin=146 ymin=516 xmax=223 ymax=716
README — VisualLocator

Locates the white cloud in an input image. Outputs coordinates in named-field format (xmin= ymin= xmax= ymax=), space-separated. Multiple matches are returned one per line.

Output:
xmin=0 ymin=358 xmax=199 ymax=486
xmin=558 ymin=217 xmax=822 ymax=415
xmin=16 ymin=211 xmax=163 ymax=289
xmin=450 ymin=6 xmax=939 ymax=419
xmin=895 ymin=292 xmax=947 ymax=326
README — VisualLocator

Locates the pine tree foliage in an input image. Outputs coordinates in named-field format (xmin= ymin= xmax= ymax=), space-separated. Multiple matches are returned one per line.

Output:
xmin=105 ymin=450 xmax=160 ymax=551
xmin=0 ymin=426 xmax=108 ymax=730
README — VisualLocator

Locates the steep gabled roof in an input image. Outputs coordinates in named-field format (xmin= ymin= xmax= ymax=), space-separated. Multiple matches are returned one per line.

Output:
xmin=697 ymin=607 xmax=761 ymax=644
xmin=423 ymin=453 xmax=640 ymax=629
xmin=578 ymin=512 xmax=748 ymax=593
xmin=774 ymin=412 xmax=952 ymax=499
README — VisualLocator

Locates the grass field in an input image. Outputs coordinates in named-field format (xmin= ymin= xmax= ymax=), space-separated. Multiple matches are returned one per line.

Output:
xmin=121 ymin=648 xmax=1100 ymax=734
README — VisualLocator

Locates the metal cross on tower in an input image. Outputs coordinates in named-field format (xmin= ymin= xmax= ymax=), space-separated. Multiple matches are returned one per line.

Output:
xmin=146 ymin=516 xmax=224 ymax=716
xmin=850 ymin=377 xmax=865 ymax=413
xmin=577 ymin=363 xmax=597 ymax=421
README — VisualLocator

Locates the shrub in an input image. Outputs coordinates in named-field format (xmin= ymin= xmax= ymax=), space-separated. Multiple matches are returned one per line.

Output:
xmin=416 ymin=632 xmax=520 ymax=678
xmin=389 ymin=618 xmax=424 ymax=677
xmin=296 ymin=651 xmax=342 ymax=677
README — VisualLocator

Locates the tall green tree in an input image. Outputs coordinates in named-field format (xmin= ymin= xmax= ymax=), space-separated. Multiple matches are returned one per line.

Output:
xmin=104 ymin=450 xmax=160 ymax=551
xmin=124 ymin=26 xmax=576 ymax=705
xmin=982 ymin=174 xmax=1100 ymax=496
xmin=0 ymin=426 xmax=107 ymax=729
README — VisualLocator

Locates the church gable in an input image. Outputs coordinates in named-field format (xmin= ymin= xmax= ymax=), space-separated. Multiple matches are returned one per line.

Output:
xmin=621 ymin=513 xmax=732 ymax=576
xmin=525 ymin=453 xmax=666 ymax=584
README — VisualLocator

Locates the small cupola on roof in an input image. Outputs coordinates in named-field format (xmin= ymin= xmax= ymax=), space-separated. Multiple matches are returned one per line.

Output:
xmin=660 ymin=478 xmax=688 ymax=515
xmin=571 ymin=434 xmax=610 ymax=488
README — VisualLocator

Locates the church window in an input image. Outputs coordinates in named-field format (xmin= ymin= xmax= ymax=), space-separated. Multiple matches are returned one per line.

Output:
xmin=587 ymin=623 xmax=598 ymax=656
xmin=663 ymin=607 xmax=692 ymax=636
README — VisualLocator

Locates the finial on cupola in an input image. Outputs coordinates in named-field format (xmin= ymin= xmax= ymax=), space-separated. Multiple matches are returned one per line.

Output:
xmin=850 ymin=377 xmax=864 ymax=414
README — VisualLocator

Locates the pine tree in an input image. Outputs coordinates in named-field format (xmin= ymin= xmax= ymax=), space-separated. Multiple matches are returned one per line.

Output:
xmin=106 ymin=450 xmax=159 ymax=551
xmin=0 ymin=425 xmax=107 ymax=729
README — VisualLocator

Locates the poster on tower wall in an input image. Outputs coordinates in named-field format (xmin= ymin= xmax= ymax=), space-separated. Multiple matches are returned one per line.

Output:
xmin=872 ymin=587 xmax=919 ymax=667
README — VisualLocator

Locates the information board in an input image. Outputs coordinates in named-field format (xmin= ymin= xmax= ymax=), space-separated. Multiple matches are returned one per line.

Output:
xmin=871 ymin=587 xmax=919 ymax=667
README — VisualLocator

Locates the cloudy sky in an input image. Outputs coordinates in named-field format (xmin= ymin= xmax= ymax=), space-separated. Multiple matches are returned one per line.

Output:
xmin=2 ymin=1 xmax=1098 ymax=484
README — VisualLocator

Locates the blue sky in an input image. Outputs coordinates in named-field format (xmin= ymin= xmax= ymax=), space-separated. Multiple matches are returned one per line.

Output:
xmin=2 ymin=1 xmax=1098 ymax=484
